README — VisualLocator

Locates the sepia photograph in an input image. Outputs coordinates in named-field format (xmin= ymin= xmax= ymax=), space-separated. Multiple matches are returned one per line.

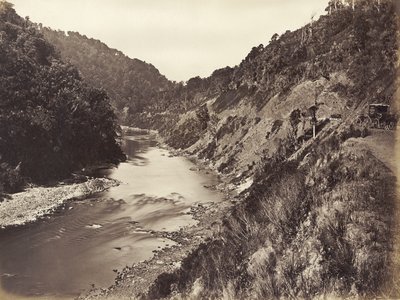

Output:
xmin=0 ymin=0 xmax=399 ymax=299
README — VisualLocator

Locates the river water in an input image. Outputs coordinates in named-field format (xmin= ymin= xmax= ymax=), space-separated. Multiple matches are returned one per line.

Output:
xmin=0 ymin=132 xmax=222 ymax=299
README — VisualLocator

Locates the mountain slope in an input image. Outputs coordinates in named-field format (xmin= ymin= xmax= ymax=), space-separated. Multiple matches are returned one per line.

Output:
xmin=41 ymin=28 xmax=174 ymax=123
xmin=153 ymin=0 xmax=398 ymax=180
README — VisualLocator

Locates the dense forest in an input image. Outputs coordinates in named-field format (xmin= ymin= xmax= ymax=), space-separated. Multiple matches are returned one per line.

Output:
xmin=41 ymin=28 xmax=174 ymax=123
xmin=0 ymin=2 xmax=124 ymax=194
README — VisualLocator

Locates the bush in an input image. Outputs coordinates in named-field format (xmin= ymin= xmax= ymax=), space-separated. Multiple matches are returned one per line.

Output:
xmin=0 ymin=162 xmax=24 ymax=193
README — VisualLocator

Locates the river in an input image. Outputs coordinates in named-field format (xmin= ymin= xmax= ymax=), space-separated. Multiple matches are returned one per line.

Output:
xmin=0 ymin=132 xmax=223 ymax=299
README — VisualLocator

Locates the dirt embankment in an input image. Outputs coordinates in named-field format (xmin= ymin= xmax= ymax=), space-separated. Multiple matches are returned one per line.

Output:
xmin=346 ymin=129 xmax=397 ymax=174
xmin=143 ymin=126 xmax=397 ymax=299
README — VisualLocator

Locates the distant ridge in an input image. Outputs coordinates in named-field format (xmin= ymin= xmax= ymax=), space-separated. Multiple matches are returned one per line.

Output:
xmin=41 ymin=28 xmax=174 ymax=123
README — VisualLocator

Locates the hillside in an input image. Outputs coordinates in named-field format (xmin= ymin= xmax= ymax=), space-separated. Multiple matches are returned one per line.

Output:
xmin=131 ymin=0 xmax=398 ymax=182
xmin=41 ymin=28 xmax=174 ymax=123
xmin=90 ymin=0 xmax=399 ymax=299
xmin=0 ymin=2 xmax=124 ymax=194
xmin=147 ymin=0 xmax=398 ymax=177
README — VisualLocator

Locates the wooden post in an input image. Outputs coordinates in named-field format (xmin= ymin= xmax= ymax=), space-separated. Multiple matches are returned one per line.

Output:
xmin=310 ymin=105 xmax=318 ymax=139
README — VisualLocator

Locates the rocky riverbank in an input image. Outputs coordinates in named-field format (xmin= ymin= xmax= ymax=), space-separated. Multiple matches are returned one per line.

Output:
xmin=0 ymin=177 xmax=120 ymax=228
xmin=79 ymin=154 xmax=242 ymax=299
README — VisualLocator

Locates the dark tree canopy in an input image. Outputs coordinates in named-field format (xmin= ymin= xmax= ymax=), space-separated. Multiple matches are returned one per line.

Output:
xmin=0 ymin=2 xmax=124 ymax=192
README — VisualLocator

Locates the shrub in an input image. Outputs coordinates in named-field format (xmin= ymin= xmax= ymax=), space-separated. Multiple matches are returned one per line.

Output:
xmin=0 ymin=162 xmax=24 ymax=193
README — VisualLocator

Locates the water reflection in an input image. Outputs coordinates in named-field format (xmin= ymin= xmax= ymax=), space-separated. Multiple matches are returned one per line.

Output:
xmin=121 ymin=134 xmax=157 ymax=165
xmin=0 ymin=133 xmax=222 ymax=298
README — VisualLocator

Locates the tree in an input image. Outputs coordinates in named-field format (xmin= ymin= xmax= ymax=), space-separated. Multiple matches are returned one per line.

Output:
xmin=271 ymin=33 xmax=279 ymax=43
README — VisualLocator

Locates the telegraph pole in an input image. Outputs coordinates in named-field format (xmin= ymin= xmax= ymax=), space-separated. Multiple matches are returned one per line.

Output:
xmin=309 ymin=92 xmax=319 ymax=139
xmin=311 ymin=109 xmax=317 ymax=138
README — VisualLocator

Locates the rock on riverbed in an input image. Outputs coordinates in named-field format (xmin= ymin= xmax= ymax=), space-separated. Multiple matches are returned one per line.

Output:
xmin=0 ymin=178 xmax=119 ymax=228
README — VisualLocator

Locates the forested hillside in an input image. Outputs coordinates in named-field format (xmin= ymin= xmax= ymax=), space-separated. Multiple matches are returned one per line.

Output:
xmin=144 ymin=0 xmax=398 ymax=155
xmin=0 ymin=2 xmax=124 ymax=194
xmin=41 ymin=28 xmax=173 ymax=123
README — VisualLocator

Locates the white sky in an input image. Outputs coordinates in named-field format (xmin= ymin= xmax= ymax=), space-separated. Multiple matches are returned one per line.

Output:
xmin=11 ymin=0 xmax=328 ymax=82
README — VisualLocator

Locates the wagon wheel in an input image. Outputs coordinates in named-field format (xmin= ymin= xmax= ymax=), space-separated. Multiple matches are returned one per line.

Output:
xmin=371 ymin=118 xmax=379 ymax=129
xmin=384 ymin=123 xmax=390 ymax=131
xmin=364 ymin=116 xmax=372 ymax=127
xmin=355 ymin=115 xmax=364 ymax=126
xmin=387 ymin=121 xmax=395 ymax=130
